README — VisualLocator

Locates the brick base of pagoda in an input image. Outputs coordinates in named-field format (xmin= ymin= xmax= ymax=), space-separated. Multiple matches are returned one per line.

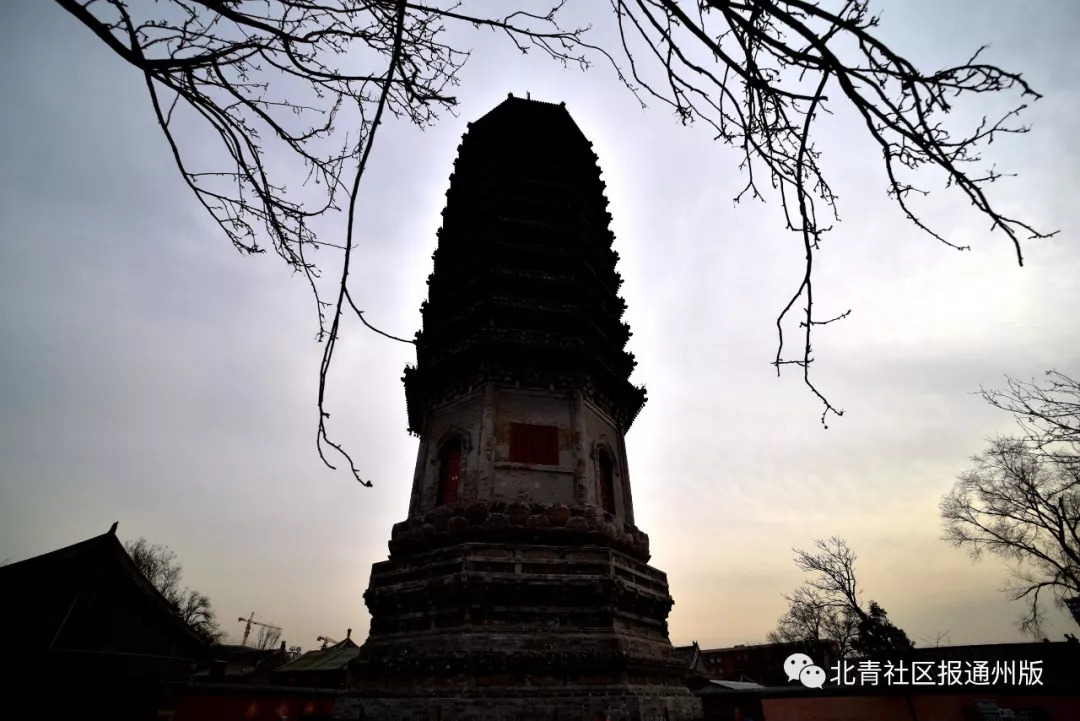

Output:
xmin=349 ymin=512 xmax=701 ymax=721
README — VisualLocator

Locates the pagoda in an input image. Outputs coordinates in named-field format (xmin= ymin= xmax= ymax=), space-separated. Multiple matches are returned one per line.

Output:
xmin=352 ymin=95 xmax=701 ymax=721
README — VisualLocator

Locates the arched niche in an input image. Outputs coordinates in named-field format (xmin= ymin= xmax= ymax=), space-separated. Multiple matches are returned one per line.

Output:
xmin=432 ymin=428 xmax=472 ymax=507
xmin=593 ymin=440 xmax=618 ymax=516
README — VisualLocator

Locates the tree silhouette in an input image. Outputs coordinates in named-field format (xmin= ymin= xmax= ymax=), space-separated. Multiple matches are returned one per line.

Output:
xmin=941 ymin=370 xmax=1080 ymax=637
xmin=54 ymin=0 xmax=1054 ymax=480
xmin=777 ymin=536 xmax=914 ymax=658
xmin=850 ymin=601 xmax=914 ymax=659
xmin=767 ymin=585 xmax=859 ymax=657
xmin=125 ymin=537 xmax=223 ymax=643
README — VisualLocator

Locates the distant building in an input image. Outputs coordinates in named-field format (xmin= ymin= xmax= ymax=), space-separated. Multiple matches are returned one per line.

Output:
xmin=692 ymin=680 xmax=767 ymax=721
xmin=0 ymin=523 xmax=209 ymax=719
xmin=174 ymin=642 xmax=346 ymax=721
xmin=698 ymin=640 xmax=842 ymax=685
xmin=897 ymin=641 xmax=1080 ymax=688
xmin=272 ymin=632 xmax=359 ymax=688
xmin=193 ymin=642 xmax=293 ymax=683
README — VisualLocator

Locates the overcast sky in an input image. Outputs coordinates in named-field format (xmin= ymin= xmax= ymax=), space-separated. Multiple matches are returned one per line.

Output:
xmin=2 ymin=0 xmax=1079 ymax=653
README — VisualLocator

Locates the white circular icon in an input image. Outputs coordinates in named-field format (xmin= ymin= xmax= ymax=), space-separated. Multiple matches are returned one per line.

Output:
xmin=799 ymin=664 xmax=827 ymax=689
xmin=783 ymin=652 xmax=813 ymax=682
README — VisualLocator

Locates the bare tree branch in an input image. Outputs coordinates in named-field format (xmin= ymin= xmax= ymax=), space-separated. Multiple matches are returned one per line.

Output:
xmin=782 ymin=536 xmax=913 ymax=658
xmin=124 ymin=537 xmax=223 ymax=642
xmin=768 ymin=584 xmax=859 ymax=657
xmin=794 ymin=536 xmax=865 ymax=619
xmin=942 ymin=371 xmax=1080 ymax=637
xmin=609 ymin=0 xmax=1054 ymax=425
xmin=54 ymin=0 xmax=1054 ymax=477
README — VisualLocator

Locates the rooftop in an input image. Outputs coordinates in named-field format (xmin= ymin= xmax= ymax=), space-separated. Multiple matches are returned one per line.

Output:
xmin=276 ymin=637 xmax=359 ymax=674
xmin=468 ymin=93 xmax=589 ymax=145
xmin=0 ymin=522 xmax=209 ymax=651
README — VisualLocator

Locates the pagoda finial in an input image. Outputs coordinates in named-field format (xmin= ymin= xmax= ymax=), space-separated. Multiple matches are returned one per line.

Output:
xmin=108 ymin=521 xmax=118 ymax=536
xmin=527 ymin=91 xmax=531 ymax=100
xmin=347 ymin=628 xmax=352 ymax=639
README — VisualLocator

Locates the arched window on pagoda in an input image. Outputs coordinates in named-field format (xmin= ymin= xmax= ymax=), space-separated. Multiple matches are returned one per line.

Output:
xmin=436 ymin=438 xmax=464 ymax=507
xmin=597 ymin=447 xmax=616 ymax=515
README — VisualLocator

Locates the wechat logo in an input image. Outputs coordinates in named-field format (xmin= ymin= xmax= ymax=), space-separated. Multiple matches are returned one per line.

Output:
xmin=784 ymin=653 xmax=826 ymax=689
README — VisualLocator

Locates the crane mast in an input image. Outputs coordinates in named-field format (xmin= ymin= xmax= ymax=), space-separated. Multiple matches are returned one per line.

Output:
xmin=237 ymin=611 xmax=281 ymax=647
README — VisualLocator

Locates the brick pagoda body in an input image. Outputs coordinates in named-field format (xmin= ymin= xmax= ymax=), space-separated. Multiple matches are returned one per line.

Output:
xmin=352 ymin=95 xmax=701 ymax=721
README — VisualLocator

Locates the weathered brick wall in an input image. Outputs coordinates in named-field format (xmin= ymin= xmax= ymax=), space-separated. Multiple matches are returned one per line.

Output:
xmin=418 ymin=390 xmax=484 ymax=511
xmin=494 ymin=388 xmax=574 ymax=465
xmin=357 ymin=542 xmax=700 ymax=721
xmin=411 ymin=386 xmax=641 ymax=515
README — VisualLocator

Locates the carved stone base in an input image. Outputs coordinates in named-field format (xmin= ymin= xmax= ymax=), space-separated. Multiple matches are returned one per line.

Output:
xmin=352 ymin=541 xmax=702 ymax=721
xmin=388 ymin=502 xmax=652 ymax=562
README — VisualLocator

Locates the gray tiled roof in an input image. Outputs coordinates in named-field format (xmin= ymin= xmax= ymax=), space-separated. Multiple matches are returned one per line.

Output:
xmin=276 ymin=638 xmax=359 ymax=674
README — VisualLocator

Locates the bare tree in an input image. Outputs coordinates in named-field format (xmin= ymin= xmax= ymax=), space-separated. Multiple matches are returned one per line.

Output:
xmin=611 ymin=1 xmax=1053 ymax=425
xmin=941 ymin=372 xmax=1080 ymax=637
xmin=177 ymin=589 xmax=221 ymax=640
xmin=914 ymin=628 xmax=953 ymax=648
xmin=124 ymin=537 xmax=224 ymax=642
xmin=781 ymin=536 xmax=913 ymax=658
xmin=794 ymin=536 xmax=862 ymax=611
xmin=979 ymin=370 xmax=1080 ymax=459
xmin=255 ymin=623 xmax=283 ymax=650
xmin=54 ymin=0 xmax=1053 ymax=478
xmin=767 ymin=585 xmax=859 ymax=657
xmin=125 ymin=538 xmax=184 ymax=602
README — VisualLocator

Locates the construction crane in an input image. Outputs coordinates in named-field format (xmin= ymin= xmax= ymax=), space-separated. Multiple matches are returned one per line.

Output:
xmin=316 ymin=629 xmax=351 ymax=649
xmin=237 ymin=611 xmax=282 ymax=647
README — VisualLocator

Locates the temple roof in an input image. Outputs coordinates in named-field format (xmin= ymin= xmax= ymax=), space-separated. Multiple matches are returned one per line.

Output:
xmin=674 ymin=641 xmax=713 ymax=678
xmin=469 ymin=94 xmax=590 ymax=142
xmin=276 ymin=637 xmax=360 ymax=674
xmin=0 ymin=522 xmax=210 ymax=653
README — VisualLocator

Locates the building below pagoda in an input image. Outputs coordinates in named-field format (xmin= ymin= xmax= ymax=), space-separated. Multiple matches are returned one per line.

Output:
xmin=0 ymin=524 xmax=210 ymax=719
xmin=348 ymin=94 xmax=702 ymax=721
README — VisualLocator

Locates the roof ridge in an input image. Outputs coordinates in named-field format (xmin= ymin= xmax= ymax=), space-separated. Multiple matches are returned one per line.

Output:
xmin=504 ymin=92 xmax=565 ymax=107
xmin=0 ymin=527 xmax=209 ymax=648
xmin=470 ymin=93 xmax=580 ymax=129
xmin=0 ymin=526 xmax=117 ymax=570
